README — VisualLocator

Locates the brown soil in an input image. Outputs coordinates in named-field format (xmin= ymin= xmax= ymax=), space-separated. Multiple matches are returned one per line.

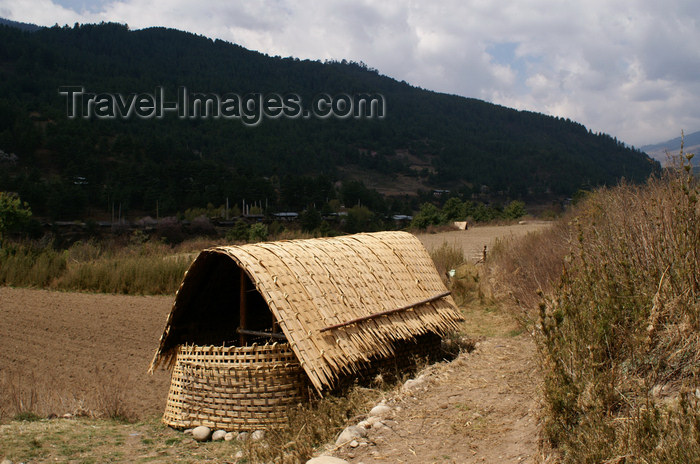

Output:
xmin=0 ymin=287 xmax=173 ymax=418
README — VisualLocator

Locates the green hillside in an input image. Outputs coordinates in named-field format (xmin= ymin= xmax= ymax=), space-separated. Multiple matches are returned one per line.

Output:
xmin=0 ymin=22 xmax=659 ymax=220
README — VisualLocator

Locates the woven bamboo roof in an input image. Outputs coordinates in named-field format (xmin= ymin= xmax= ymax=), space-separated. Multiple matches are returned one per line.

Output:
xmin=150 ymin=231 xmax=462 ymax=392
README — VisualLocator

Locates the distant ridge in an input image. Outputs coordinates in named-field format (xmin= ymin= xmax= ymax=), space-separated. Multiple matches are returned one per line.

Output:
xmin=0 ymin=17 xmax=42 ymax=32
xmin=641 ymin=130 xmax=700 ymax=165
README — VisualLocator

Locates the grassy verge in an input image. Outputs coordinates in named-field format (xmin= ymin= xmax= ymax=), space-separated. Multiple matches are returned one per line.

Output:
xmin=0 ymin=416 xmax=236 ymax=464
xmin=539 ymin=155 xmax=699 ymax=463
xmin=0 ymin=240 xmax=195 ymax=295
xmin=0 ymin=385 xmax=384 ymax=464
xmin=490 ymin=153 xmax=699 ymax=462
xmin=0 ymin=229 xmax=351 ymax=296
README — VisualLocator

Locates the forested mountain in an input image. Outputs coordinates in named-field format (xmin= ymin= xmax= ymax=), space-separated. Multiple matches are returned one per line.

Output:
xmin=0 ymin=18 xmax=41 ymax=32
xmin=0 ymin=21 xmax=659 ymax=220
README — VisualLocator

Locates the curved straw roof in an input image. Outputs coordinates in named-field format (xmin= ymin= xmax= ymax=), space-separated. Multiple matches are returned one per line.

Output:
xmin=150 ymin=231 xmax=462 ymax=392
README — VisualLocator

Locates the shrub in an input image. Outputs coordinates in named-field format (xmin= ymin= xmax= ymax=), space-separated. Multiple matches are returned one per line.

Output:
xmin=411 ymin=203 xmax=442 ymax=229
xmin=503 ymin=200 xmax=526 ymax=219
xmin=441 ymin=197 xmax=466 ymax=222
xmin=226 ymin=219 xmax=249 ymax=242
xmin=485 ymin=220 xmax=570 ymax=317
xmin=156 ymin=217 xmax=185 ymax=244
xmin=189 ymin=215 xmax=215 ymax=236
xmin=0 ymin=191 xmax=32 ymax=246
xmin=538 ymin=150 xmax=700 ymax=462
xmin=248 ymin=223 xmax=268 ymax=243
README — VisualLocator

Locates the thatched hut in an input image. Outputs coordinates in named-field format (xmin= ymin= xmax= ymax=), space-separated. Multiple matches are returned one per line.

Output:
xmin=150 ymin=231 xmax=462 ymax=430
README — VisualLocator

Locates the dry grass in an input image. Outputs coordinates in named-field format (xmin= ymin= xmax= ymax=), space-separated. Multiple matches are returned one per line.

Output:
xmin=0 ymin=240 xmax=191 ymax=295
xmin=536 ymin=152 xmax=700 ymax=462
xmin=0 ymin=371 xmax=41 ymax=422
xmin=0 ymin=366 xmax=139 ymax=425
xmin=0 ymin=228 xmax=324 ymax=296
xmin=430 ymin=241 xmax=465 ymax=281
xmin=429 ymin=241 xmax=484 ymax=307
xmin=244 ymin=385 xmax=379 ymax=464
xmin=484 ymin=220 xmax=571 ymax=320
xmin=93 ymin=368 xmax=135 ymax=423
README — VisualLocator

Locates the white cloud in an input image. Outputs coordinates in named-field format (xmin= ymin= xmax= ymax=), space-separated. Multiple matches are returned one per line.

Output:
xmin=2 ymin=0 xmax=700 ymax=146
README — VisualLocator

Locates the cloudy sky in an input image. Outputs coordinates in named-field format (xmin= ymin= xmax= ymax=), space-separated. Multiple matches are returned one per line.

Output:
xmin=2 ymin=0 xmax=700 ymax=147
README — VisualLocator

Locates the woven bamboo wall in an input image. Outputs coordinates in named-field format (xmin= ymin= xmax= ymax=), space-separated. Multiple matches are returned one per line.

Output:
xmin=163 ymin=343 xmax=308 ymax=431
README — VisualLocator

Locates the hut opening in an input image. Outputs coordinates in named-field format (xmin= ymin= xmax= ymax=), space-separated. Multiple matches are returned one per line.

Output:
xmin=151 ymin=231 xmax=463 ymax=431
xmin=161 ymin=253 xmax=280 ymax=348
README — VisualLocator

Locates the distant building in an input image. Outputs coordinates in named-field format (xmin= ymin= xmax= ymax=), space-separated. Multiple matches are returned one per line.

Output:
xmin=272 ymin=212 xmax=299 ymax=221
xmin=433 ymin=189 xmax=450 ymax=197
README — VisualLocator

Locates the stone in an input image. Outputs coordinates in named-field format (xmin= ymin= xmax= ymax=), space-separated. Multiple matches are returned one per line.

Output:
xmin=402 ymin=375 xmax=427 ymax=392
xmin=211 ymin=429 xmax=227 ymax=441
xmin=369 ymin=404 xmax=392 ymax=418
xmin=364 ymin=416 xmax=380 ymax=427
xmin=349 ymin=440 xmax=359 ymax=448
xmin=62 ymin=413 xmax=73 ymax=419
xmin=305 ymin=457 xmax=349 ymax=464
xmin=237 ymin=431 xmax=250 ymax=441
xmin=224 ymin=432 xmax=235 ymax=441
xmin=251 ymin=430 xmax=265 ymax=441
xmin=335 ymin=425 xmax=367 ymax=445
xmin=372 ymin=423 xmax=388 ymax=432
xmin=183 ymin=428 xmax=194 ymax=435
xmin=234 ymin=450 xmax=244 ymax=459
xmin=1 ymin=459 xmax=13 ymax=464
xmin=357 ymin=420 xmax=370 ymax=429
xmin=192 ymin=426 xmax=212 ymax=442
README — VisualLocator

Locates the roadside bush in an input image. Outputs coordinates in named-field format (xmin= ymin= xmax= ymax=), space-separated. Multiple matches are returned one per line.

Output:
xmin=430 ymin=241 xmax=481 ymax=306
xmin=538 ymin=151 xmax=700 ymax=462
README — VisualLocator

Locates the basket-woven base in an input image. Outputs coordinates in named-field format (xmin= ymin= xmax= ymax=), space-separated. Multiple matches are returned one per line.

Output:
xmin=163 ymin=343 xmax=307 ymax=431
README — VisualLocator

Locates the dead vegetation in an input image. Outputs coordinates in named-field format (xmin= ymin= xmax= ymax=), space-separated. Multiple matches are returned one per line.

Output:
xmin=487 ymin=149 xmax=700 ymax=462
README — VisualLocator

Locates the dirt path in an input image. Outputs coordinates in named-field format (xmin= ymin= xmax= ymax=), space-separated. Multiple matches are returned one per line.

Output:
xmin=332 ymin=333 xmax=539 ymax=463
xmin=328 ymin=308 xmax=541 ymax=464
